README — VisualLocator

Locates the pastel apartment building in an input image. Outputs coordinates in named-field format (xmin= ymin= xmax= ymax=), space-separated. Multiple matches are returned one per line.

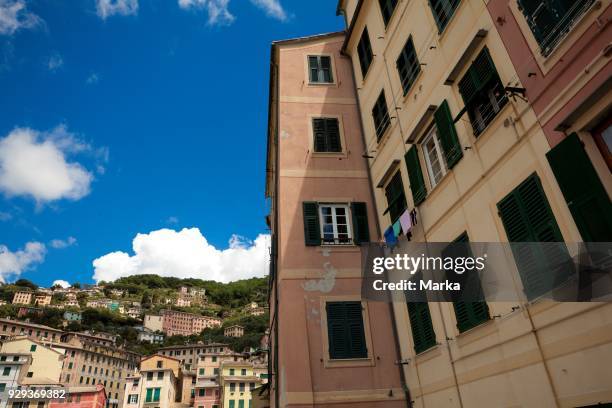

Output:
xmin=0 ymin=337 xmax=64 ymax=386
xmin=223 ymin=325 xmax=244 ymax=338
xmin=219 ymin=361 xmax=262 ymax=408
xmin=12 ymin=291 xmax=32 ymax=305
xmin=335 ymin=0 xmax=612 ymax=406
xmin=157 ymin=343 xmax=233 ymax=372
xmin=35 ymin=294 xmax=52 ymax=306
xmin=143 ymin=314 xmax=164 ymax=332
xmin=266 ymin=31 xmax=408 ymax=407
xmin=122 ymin=355 xmax=180 ymax=408
xmin=160 ymin=310 xmax=221 ymax=337
xmin=48 ymin=384 xmax=108 ymax=408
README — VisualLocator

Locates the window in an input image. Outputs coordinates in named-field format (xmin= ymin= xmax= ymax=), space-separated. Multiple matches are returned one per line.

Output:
xmin=212 ymin=356 xmax=217 ymax=363
xmin=0 ymin=383 xmax=5 ymax=392
xmin=319 ymin=204 xmax=352 ymax=245
xmin=421 ymin=127 xmax=447 ymax=188
xmin=372 ymin=90 xmax=390 ymax=140
xmin=326 ymin=301 xmax=367 ymax=359
xmin=240 ymin=369 xmax=246 ymax=376
xmin=249 ymin=382 xmax=255 ymax=390
xmin=65 ymin=374 xmax=70 ymax=382
xmin=396 ymin=36 xmax=420 ymax=95
xmin=312 ymin=118 xmax=341 ymax=153
xmin=198 ymin=368 xmax=204 ymax=375
xmin=146 ymin=372 xmax=153 ymax=381
xmin=198 ymin=388 xmax=205 ymax=397
xmin=27 ymin=372 xmax=33 ymax=378
xmin=517 ymin=0 xmax=595 ymax=56
xmin=357 ymin=28 xmax=373 ymax=78
xmin=428 ymin=0 xmax=461 ymax=32
xmin=458 ymin=47 xmax=507 ymax=136
xmin=145 ymin=388 xmax=160 ymax=403
xmin=68 ymin=362 xmax=73 ymax=369
xmin=30 ymin=345 xmax=36 ymax=352
xmin=213 ymin=368 xmax=219 ymax=375
xmin=497 ymin=173 xmax=572 ymax=299
xmin=157 ymin=372 xmax=163 ymax=380
xmin=384 ymin=172 xmax=407 ymax=223
xmin=128 ymin=394 xmax=138 ymax=404
xmin=546 ymin=133 xmax=612 ymax=242
xmin=378 ymin=0 xmax=398 ymax=26
xmin=2 ymin=367 xmax=10 ymax=376
xmin=230 ymin=383 xmax=236 ymax=392
xmin=308 ymin=56 xmax=333 ymax=84
xmin=239 ymin=383 xmax=245 ymax=392
xmin=303 ymin=202 xmax=369 ymax=246
xmin=156 ymin=361 xmax=162 ymax=368
xmin=238 ymin=400 xmax=245 ymax=408
xmin=443 ymin=233 xmax=490 ymax=332
xmin=229 ymin=401 xmax=235 ymax=408
xmin=406 ymin=302 xmax=436 ymax=353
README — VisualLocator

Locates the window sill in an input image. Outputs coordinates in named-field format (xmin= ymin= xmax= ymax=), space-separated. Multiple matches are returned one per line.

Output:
xmin=310 ymin=151 xmax=347 ymax=159
xmin=324 ymin=356 xmax=374 ymax=369
xmin=307 ymin=81 xmax=337 ymax=88
xmin=414 ymin=344 xmax=441 ymax=363
xmin=454 ymin=317 xmax=496 ymax=348
xmin=472 ymin=101 xmax=512 ymax=144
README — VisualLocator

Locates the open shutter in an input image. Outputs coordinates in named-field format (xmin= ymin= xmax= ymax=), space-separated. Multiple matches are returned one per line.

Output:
xmin=407 ymin=302 xmax=436 ymax=354
xmin=351 ymin=202 xmax=370 ymax=244
xmin=434 ymin=100 xmax=463 ymax=169
xmin=303 ymin=202 xmax=321 ymax=246
xmin=497 ymin=174 xmax=572 ymax=299
xmin=458 ymin=47 xmax=496 ymax=105
xmin=405 ymin=146 xmax=427 ymax=205
xmin=546 ymin=133 xmax=612 ymax=242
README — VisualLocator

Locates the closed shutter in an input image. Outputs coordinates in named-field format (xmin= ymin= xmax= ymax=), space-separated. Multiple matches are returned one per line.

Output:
xmin=326 ymin=302 xmax=367 ymax=359
xmin=546 ymin=133 xmax=612 ymax=242
xmin=229 ymin=401 xmax=235 ymax=408
xmin=396 ymin=36 xmax=420 ymax=95
xmin=303 ymin=202 xmax=321 ymax=246
xmin=434 ymin=100 xmax=463 ymax=169
xmin=312 ymin=118 xmax=341 ymax=152
xmin=497 ymin=173 xmax=572 ymax=299
xmin=351 ymin=202 xmax=370 ymax=244
xmin=145 ymin=388 xmax=152 ymax=402
xmin=357 ymin=28 xmax=373 ymax=78
xmin=443 ymin=232 xmax=489 ymax=332
xmin=458 ymin=47 xmax=496 ymax=105
xmin=405 ymin=146 xmax=427 ymax=205
xmin=407 ymin=302 xmax=436 ymax=353
xmin=153 ymin=388 xmax=160 ymax=402
xmin=326 ymin=119 xmax=341 ymax=152
xmin=313 ymin=119 xmax=327 ymax=152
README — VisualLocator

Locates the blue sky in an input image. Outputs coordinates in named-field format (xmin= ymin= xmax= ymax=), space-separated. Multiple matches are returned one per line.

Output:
xmin=0 ymin=0 xmax=343 ymax=286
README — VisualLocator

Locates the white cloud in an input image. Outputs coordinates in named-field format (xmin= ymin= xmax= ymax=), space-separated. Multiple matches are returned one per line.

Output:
xmin=178 ymin=0 xmax=235 ymax=26
xmin=0 ymin=126 xmax=94 ymax=203
xmin=49 ymin=236 xmax=77 ymax=249
xmin=52 ymin=279 xmax=70 ymax=288
xmin=249 ymin=0 xmax=288 ymax=21
xmin=92 ymin=228 xmax=270 ymax=283
xmin=86 ymin=72 xmax=100 ymax=84
xmin=0 ymin=241 xmax=45 ymax=282
xmin=46 ymin=52 xmax=63 ymax=71
xmin=0 ymin=0 xmax=42 ymax=36
xmin=95 ymin=0 xmax=138 ymax=20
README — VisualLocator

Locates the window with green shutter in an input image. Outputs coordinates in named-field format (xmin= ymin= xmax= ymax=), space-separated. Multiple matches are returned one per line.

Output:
xmin=351 ymin=202 xmax=370 ymax=244
xmin=145 ymin=388 xmax=153 ymax=402
xmin=443 ymin=232 xmax=489 ymax=332
xmin=517 ymin=0 xmax=595 ymax=56
xmin=303 ymin=202 xmax=321 ymax=246
xmin=434 ymin=100 xmax=462 ymax=169
xmin=153 ymin=388 xmax=160 ymax=402
xmin=546 ymin=133 xmax=612 ymax=242
xmin=229 ymin=401 xmax=235 ymax=408
xmin=326 ymin=301 xmax=367 ymax=359
xmin=238 ymin=400 xmax=245 ymax=408
xmin=396 ymin=36 xmax=420 ymax=95
xmin=357 ymin=28 xmax=373 ymax=79
xmin=497 ymin=173 xmax=573 ymax=299
xmin=384 ymin=171 xmax=407 ymax=223
xmin=312 ymin=118 xmax=341 ymax=153
xmin=458 ymin=47 xmax=507 ymax=137
xmin=406 ymin=302 xmax=436 ymax=354
xmin=372 ymin=90 xmax=390 ymax=140
xmin=428 ymin=0 xmax=461 ymax=32
xmin=379 ymin=0 xmax=398 ymax=26
xmin=405 ymin=146 xmax=427 ymax=205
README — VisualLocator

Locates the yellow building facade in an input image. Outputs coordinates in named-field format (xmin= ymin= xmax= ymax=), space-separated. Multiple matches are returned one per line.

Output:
xmin=337 ymin=0 xmax=612 ymax=407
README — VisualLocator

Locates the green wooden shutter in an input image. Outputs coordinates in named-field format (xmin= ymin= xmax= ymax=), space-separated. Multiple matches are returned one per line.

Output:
xmin=405 ymin=146 xmax=427 ymax=205
xmin=229 ymin=401 xmax=235 ymax=408
xmin=302 ymin=202 xmax=321 ymax=246
xmin=326 ymin=118 xmax=341 ymax=152
xmin=497 ymin=173 xmax=572 ymax=299
xmin=351 ymin=202 xmax=370 ymax=244
xmin=434 ymin=100 xmax=463 ymax=169
xmin=326 ymin=302 xmax=367 ymax=359
xmin=312 ymin=119 xmax=326 ymax=152
xmin=145 ymin=389 xmax=152 ymax=403
xmin=407 ymin=302 xmax=436 ymax=354
xmin=458 ymin=47 xmax=496 ymax=105
xmin=153 ymin=388 xmax=160 ymax=402
xmin=546 ymin=133 xmax=612 ymax=242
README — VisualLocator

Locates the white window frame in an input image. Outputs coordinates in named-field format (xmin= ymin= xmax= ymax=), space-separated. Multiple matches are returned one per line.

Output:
xmin=128 ymin=394 xmax=138 ymax=404
xmin=318 ymin=204 xmax=353 ymax=245
xmin=422 ymin=126 xmax=447 ymax=189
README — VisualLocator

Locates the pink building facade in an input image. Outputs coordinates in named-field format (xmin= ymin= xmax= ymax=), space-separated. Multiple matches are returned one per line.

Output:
xmin=193 ymin=376 xmax=221 ymax=408
xmin=487 ymin=0 xmax=611 ymax=241
xmin=266 ymin=32 xmax=407 ymax=407
xmin=49 ymin=384 xmax=107 ymax=408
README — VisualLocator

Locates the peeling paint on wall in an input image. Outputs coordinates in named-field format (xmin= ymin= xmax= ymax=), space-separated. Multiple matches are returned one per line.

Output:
xmin=301 ymin=262 xmax=336 ymax=293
